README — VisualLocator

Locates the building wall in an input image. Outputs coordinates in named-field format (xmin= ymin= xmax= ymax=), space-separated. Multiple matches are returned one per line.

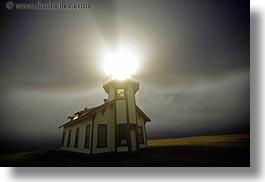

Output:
xmin=127 ymin=85 xmax=137 ymax=124
xmin=92 ymin=105 xmax=115 ymax=154
xmin=116 ymin=100 xmax=127 ymax=124
xmin=137 ymin=115 xmax=147 ymax=148
xmin=60 ymin=81 xmax=149 ymax=155
xmin=60 ymin=118 xmax=92 ymax=154
xmin=117 ymin=146 xmax=129 ymax=152
xmin=60 ymin=104 xmax=115 ymax=154
xmin=108 ymin=87 xmax=115 ymax=101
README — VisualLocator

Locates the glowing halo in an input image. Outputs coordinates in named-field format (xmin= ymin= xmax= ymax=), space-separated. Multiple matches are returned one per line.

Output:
xmin=103 ymin=47 xmax=139 ymax=80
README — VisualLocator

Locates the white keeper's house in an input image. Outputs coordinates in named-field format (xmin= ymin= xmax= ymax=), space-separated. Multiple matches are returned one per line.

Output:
xmin=59 ymin=76 xmax=151 ymax=154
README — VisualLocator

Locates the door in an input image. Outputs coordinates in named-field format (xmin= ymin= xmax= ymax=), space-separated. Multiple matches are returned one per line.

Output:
xmin=130 ymin=130 xmax=137 ymax=151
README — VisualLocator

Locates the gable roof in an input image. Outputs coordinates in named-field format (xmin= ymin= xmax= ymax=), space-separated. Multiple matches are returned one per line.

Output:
xmin=58 ymin=100 xmax=151 ymax=129
xmin=136 ymin=105 xmax=151 ymax=122
xmin=58 ymin=100 xmax=114 ymax=129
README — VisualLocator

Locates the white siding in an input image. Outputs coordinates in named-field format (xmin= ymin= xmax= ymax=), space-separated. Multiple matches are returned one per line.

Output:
xmin=92 ymin=105 xmax=115 ymax=154
xmin=108 ymin=87 xmax=115 ymax=101
xmin=116 ymin=100 xmax=127 ymax=124
xmin=60 ymin=118 xmax=92 ymax=154
xmin=127 ymin=85 xmax=137 ymax=124
xmin=117 ymin=146 xmax=129 ymax=152
xmin=137 ymin=115 xmax=147 ymax=148
xmin=60 ymin=104 xmax=115 ymax=154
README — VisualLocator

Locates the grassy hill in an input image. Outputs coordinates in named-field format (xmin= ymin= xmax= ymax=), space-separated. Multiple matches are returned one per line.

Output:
xmin=148 ymin=134 xmax=250 ymax=147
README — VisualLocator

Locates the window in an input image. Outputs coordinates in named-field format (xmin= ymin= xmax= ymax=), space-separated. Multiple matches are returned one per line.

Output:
xmin=102 ymin=108 xmax=106 ymax=116
xmin=97 ymin=124 xmax=107 ymax=147
xmin=117 ymin=124 xmax=127 ymax=145
xmin=62 ymin=131 xmax=66 ymax=147
xmin=84 ymin=125 xmax=91 ymax=148
xmin=116 ymin=88 xmax=125 ymax=99
xmin=67 ymin=130 xmax=72 ymax=147
xmin=137 ymin=127 xmax=144 ymax=144
xmin=74 ymin=127 xmax=80 ymax=148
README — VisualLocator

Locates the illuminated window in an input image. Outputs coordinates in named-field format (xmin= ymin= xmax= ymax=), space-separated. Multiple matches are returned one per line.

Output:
xmin=116 ymin=88 xmax=125 ymax=99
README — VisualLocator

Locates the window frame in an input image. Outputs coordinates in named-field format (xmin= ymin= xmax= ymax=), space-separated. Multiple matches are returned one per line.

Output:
xmin=102 ymin=108 xmax=106 ymax=116
xmin=84 ymin=125 xmax=91 ymax=148
xmin=67 ymin=130 xmax=72 ymax=147
xmin=62 ymin=131 xmax=66 ymax=147
xmin=74 ymin=127 xmax=80 ymax=148
xmin=97 ymin=124 xmax=108 ymax=148
xmin=116 ymin=88 xmax=125 ymax=99
xmin=137 ymin=126 xmax=144 ymax=144
xmin=117 ymin=124 xmax=127 ymax=146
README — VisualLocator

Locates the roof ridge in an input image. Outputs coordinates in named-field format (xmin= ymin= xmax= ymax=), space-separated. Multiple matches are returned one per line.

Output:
xmin=60 ymin=100 xmax=115 ymax=129
xmin=69 ymin=100 xmax=114 ymax=118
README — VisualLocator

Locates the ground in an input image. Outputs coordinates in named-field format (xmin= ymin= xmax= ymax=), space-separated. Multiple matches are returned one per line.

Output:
xmin=0 ymin=134 xmax=250 ymax=167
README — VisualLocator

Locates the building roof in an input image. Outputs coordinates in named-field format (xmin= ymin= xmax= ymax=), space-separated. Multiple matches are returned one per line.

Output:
xmin=58 ymin=100 xmax=115 ymax=129
xmin=136 ymin=105 xmax=151 ymax=122
xmin=58 ymin=101 xmax=151 ymax=129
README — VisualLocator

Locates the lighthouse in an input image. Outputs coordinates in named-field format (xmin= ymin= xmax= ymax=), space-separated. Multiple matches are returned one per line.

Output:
xmin=103 ymin=76 xmax=141 ymax=151
xmin=59 ymin=76 xmax=151 ymax=154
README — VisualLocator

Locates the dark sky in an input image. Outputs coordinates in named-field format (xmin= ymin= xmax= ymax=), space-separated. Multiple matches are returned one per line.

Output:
xmin=0 ymin=0 xmax=249 ymax=152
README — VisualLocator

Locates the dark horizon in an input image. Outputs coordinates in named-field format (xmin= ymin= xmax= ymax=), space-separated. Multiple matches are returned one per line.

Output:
xmin=0 ymin=0 xmax=249 ymax=153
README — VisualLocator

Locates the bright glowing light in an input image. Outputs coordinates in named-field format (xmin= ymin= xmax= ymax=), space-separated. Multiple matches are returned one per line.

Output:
xmin=103 ymin=47 xmax=139 ymax=80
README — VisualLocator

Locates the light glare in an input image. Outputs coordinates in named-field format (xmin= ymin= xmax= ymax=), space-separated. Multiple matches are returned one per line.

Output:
xmin=103 ymin=47 xmax=139 ymax=80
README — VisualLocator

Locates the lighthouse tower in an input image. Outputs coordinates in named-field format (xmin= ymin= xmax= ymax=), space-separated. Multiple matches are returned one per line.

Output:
xmin=103 ymin=76 xmax=140 ymax=151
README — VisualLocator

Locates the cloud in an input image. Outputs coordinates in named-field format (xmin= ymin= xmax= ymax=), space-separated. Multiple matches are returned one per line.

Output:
xmin=137 ymin=70 xmax=249 ymax=138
